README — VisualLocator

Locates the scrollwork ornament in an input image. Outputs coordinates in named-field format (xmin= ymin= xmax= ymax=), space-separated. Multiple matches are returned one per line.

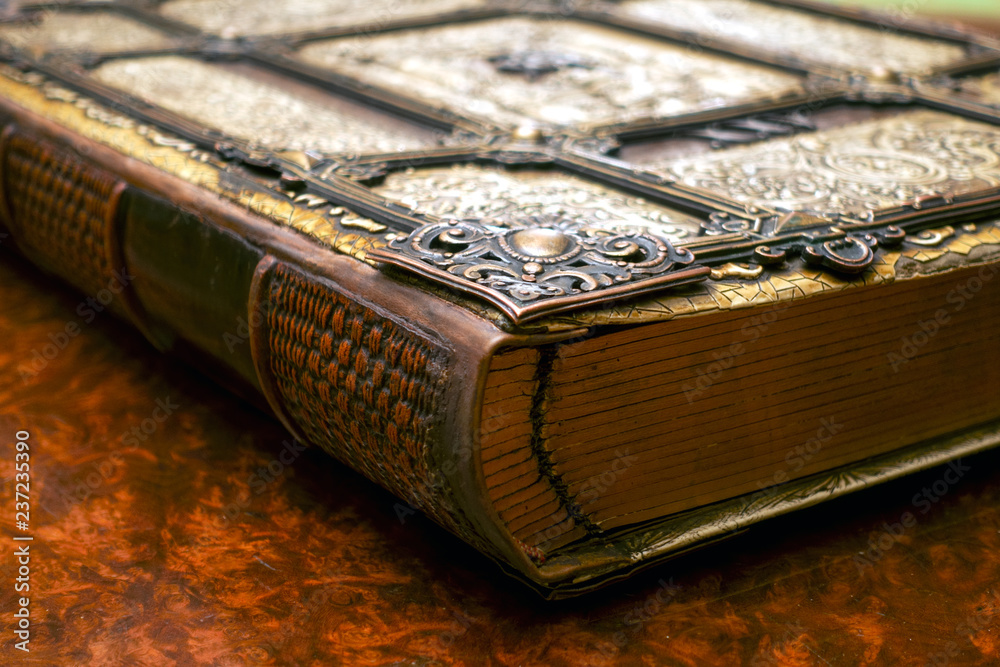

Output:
xmin=701 ymin=212 xmax=755 ymax=236
xmin=801 ymin=232 xmax=878 ymax=274
xmin=874 ymin=225 xmax=906 ymax=247
xmin=372 ymin=216 xmax=706 ymax=320
xmin=909 ymin=226 xmax=955 ymax=247
xmin=404 ymin=219 xmax=495 ymax=267
xmin=753 ymin=245 xmax=787 ymax=265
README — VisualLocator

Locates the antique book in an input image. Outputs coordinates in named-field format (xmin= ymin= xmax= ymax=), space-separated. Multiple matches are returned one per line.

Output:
xmin=2 ymin=0 xmax=1000 ymax=596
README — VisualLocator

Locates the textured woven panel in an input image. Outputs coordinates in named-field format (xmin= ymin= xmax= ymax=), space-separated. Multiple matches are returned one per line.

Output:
xmin=262 ymin=263 xmax=468 ymax=535
xmin=2 ymin=128 xmax=124 ymax=302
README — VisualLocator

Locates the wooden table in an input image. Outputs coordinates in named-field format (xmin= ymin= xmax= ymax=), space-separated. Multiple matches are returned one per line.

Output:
xmin=2 ymin=232 xmax=1000 ymax=666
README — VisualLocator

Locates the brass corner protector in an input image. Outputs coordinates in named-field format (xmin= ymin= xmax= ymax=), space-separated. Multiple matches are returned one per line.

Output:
xmin=369 ymin=217 xmax=711 ymax=324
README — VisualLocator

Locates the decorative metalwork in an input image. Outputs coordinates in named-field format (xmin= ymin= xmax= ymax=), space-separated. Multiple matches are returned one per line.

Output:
xmin=909 ymin=225 xmax=955 ymax=246
xmin=370 ymin=217 xmax=709 ymax=322
xmin=709 ymin=262 xmax=764 ymax=280
xmin=801 ymin=231 xmax=878 ymax=274
xmin=0 ymin=0 xmax=997 ymax=326
xmin=327 ymin=162 xmax=391 ymax=182
xmin=874 ymin=225 xmax=907 ymax=247
xmin=701 ymin=212 xmax=758 ymax=236
xmin=934 ymin=72 xmax=1000 ymax=109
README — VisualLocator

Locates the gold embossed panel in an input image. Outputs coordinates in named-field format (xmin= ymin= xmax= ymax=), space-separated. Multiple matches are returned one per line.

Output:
xmin=643 ymin=110 xmax=1000 ymax=216
xmin=295 ymin=17 xmax=805 ymax=128
xmin=159 ymin=0 xmax=488 ymax=37
xmin=0 ymin=11 xmax=174 ymax=55
xmin=90 ymin=56 xmax=440 ymax=154
xmin=614 ymin=0 xmax=969 ymax=74
xmin=373 ymin=164 xmax=702 ymax=243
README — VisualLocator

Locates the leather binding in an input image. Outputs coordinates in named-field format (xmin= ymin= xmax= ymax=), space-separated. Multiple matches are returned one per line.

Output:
xmin=1 ymin=0 xmax=1000 ymax=596
xmin=0 ymin=124 xmax=160 ymax=343
xmin=247 ymin=257 xmax=466 ymax=537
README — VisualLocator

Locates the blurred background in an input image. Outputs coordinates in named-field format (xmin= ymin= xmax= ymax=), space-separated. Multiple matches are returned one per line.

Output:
xmin=828 ymin=0 xmax=1000 ymax=21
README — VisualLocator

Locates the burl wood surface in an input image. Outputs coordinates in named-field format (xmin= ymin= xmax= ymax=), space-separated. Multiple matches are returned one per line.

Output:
xmin=1 ymin=250 xmax=1000 ymax=667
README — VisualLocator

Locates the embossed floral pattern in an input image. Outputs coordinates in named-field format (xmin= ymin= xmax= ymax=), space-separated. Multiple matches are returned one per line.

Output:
xmin=617 ymin=0 xmax=968 ymax=74
xmin=383 ymin=218 xmax=695 ymax=306
xmin=373 ymin=163 xmax=701 ymax=243
xmin=0 ymin=11 xmax=173 ymax=54
xmin=295 ymin=17 xmax=805 ymax=127
xmin=91 ymin=56 xmax=435 ymax=154
xmin=159 ymin=0 xmax=487 ymax=36
xmin=651 ymin=110 xmax=1000 ymax=216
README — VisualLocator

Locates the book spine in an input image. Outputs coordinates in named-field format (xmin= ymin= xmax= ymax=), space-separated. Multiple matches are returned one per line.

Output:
xmin=246 ymin=256 xmax=468 ymax=539
xmin=0 ymin=104 xmax=522 ymax=568
xmin=0 ymin=123 xmax=167 ymax=348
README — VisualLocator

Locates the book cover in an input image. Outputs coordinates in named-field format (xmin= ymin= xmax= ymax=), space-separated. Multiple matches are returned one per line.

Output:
xmin=0 ymin=0 xmax=999 ymax=595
